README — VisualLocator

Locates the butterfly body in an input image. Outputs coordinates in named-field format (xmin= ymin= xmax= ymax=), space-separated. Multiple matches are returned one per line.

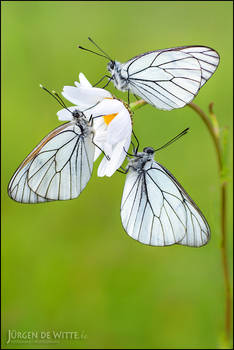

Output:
xmin=70 ymin=110 xmax=93 ymax=135
xmin=107 ymin=60 xmax=129 ymax=91
xmin=121 ymin=148 xmax=210 ymax=247
xmin=126 ymin=147 xmax=155 ymax=173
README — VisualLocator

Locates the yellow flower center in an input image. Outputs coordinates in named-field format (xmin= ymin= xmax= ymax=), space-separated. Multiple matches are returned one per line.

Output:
xmin=103 ymin=113 xmax=118 ymax=125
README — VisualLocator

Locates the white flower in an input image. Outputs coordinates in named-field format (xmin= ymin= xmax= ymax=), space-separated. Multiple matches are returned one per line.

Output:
xmin=57 ymin=73 xmax=132 ymax=177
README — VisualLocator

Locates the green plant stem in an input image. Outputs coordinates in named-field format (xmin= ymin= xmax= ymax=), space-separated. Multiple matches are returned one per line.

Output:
xmin=129 ymin=99 xmax=147 ymax=112
xmin=188 ymin=102 xmax=222 ymax=172
xmin=188 ymin=102 xmax=231 ymax=345
xmin=130 ymin=99 xmax=231 ymax=345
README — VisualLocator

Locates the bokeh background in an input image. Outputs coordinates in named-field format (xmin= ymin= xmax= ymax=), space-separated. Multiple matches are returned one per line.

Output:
xmin=2 ymin=1 xmax=233 ymax=349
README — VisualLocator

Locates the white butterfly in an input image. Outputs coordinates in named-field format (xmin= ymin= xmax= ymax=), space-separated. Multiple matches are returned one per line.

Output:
xmin=120 ymin=134 xmax=210 ymax=247
xmin=80 ymin=39 xmax=220 ymax=111
xmin=8 ymin=109 xmax=95 ymax=203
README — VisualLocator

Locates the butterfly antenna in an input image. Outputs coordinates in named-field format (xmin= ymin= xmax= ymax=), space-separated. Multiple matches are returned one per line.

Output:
xmin=132 ymin=130 xmax=140 ymax=153
xmin=154 ymin=128 xmax=189 ymax=152
xmin=52 ymin=91 xmax=67 ymax=109
xmin=123 ymin=147 xmax=134 ymax=157
xmin=123 ymin=147 xmax=141 ymax=158
xmin=78 ymin=45 xmax=110 ymax=61
xmin=40 ymin=85 xmax=72 ymax=113
xmin=131 ymin=141 xmax=136 ymax=154
xmin=88 ymin=37 xmax=113 ymax=61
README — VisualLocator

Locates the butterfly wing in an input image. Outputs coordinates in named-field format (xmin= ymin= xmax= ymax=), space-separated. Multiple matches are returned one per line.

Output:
xmin=121 ymin=160 xmax=210 ymax=247
xmin=120 ymin=46 xmax=219 ymax=110
xmin=8 ymin=160 xmax=51 ymax=204
xmin=8 ymin=122 xmax=95 ymax=203
xmin=180 ymin=46 xmax=220 ymax=87
xmin=158 ymin=163 xmax=210 ymax=247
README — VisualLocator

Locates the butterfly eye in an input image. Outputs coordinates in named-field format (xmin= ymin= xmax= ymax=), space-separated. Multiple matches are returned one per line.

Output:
xmin=72 ymin=109 xmax=82 ymax=119
xmin=143 ymin=147 xmax=154 ymax=155
xmin=108 ymin=61 xmax=115 ymax=70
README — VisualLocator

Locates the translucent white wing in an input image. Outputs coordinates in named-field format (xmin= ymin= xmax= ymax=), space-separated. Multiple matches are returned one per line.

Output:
xmin=180 ymin=46 xmax=220 ymax=87
xmin=8 ymin=122 xmax=95 ymax=203
xmin=158 ymin=163 xmax=210 ymax=247
xmin=8 ymin=123 xmax=69 ymax=204
xmin=8 ymin=160 xmax=51 ymax=204
xmin=120 ymin=46 xmax=219 ymax=110
xmin=121 ymin=160 xmax=210 ymax=247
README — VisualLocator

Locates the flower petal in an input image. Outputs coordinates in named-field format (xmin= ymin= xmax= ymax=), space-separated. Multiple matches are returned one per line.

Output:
xmin=106 ymin=109 xmax=132 ymax=144
xmin=62 ymin=86 xmax=112 ymax=108
xmin=78 ymin=72 xmax=92 ymax=88
xmin=62 ymin=86 xmax=83 ymax=105
xmin=94 ymin=147 xmax=102 ymax=161
xmin=97 ymin=156 xmax=110 ymax=177
xmin=88 ymin=99 xmax=124 ymax=116
xmin=98 ymin=137 xmax=131 ymax=177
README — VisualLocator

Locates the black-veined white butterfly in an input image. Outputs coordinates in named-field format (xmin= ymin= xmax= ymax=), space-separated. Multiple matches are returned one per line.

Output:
xmin=120 ymin=129 xmax=210 ymax=247
xmin=8 ymin=89 xmax=96 ymax=204
xmin=79 ymin=38 xmax=220 ymax=111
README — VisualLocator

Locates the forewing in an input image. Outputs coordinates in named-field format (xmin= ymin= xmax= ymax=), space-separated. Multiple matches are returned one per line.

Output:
xmin=121 ymin=46 xmax=219 ymax=110
xmin=8 ymin=123 xmax=70 ymax=203
xmin=8 ymin=122 xmax=95 ymax=203
xmin=8 ymin=160 xmax=51 ymax=204
xmin=121 ymin=162 xmax=187 ymax=246
xmin=180 ymin=46 xmax=220 ymax=87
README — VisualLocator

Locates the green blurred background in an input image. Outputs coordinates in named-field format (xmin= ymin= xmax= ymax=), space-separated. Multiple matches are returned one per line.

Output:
xmin=2 ymin=1 xmax=233 ymax=349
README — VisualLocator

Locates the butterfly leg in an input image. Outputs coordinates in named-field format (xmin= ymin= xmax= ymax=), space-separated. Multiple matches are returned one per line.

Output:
xmin=117 ymin=166 xmax=128 ymax=174
xmin=89 ymin=114 xmax=105 ymax=125
xmin=91 ymin=133 xmax=110 ymax=160
xmin=123 ymin=146 xmax=138 ymax=157
xmin=127 ymin=90 xmax=130 ymax=105
xmin=93 ymin=75 xmax=112 ymax=87
xmin=133 ymin=94 xmax=139 ymax=101
xmin=132 ymin=130 xmax=140 ymax=153
xmin=101 ymin=78 xmax=112 ymax=89
xmin=131 ymin=141 xmax=136 ymax=154
xmin=88 ymin=114 xmax=93 ymax=124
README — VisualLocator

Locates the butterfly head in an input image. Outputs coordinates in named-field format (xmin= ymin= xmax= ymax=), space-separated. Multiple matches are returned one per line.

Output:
xmin=71 ymin=109 xmax=87 ymax=124
xmin=142 ymin=147 xmax=155 ymax=161
xmin=72 ymin=109 xmax=87 ymax=121
xmin=143 ymin=147 xmax=155 ymax=155
xmin=107 ymin=60 xmax=115 ymax=72
xmin=72 ymin=109 xmax=82 ymax=119
xmin=107 ymin=60 xmax=121 ymax=75
xmin=127 ymin=147 xmax=155 ymax=173
xmin=70 ymin=109 xmax=92 ymax=136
